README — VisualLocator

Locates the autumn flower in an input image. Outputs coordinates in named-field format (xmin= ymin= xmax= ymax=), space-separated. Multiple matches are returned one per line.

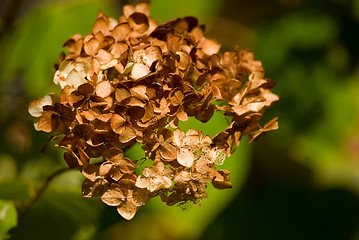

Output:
xmin=28 ymin=1 xmax=279 ymax=220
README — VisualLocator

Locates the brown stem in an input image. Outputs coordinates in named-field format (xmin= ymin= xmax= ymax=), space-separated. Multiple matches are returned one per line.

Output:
xmin=18 ymin=167 xmax=73 ymax=220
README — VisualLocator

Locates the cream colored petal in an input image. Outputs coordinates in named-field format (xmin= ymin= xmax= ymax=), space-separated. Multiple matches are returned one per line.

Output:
xmin=100 ymin=59 xmax=118 ymax=70
xmin=148 ymin=180 xmax=161 ymax=192
xmin=131 ymin=63 xmax=149 ymax=79
xmin=58 ymin=60 xmax=75 ymax=74
xmin=33 ymin=120 xmax=40 ymax=131
xmin=74 ymin=61 xmax=91 ymax=75
xmin=66 ymin=69 xmax=88 ymax=89
xmin=53 ymin=70 xmax=66 ymax=88
xmin=177 ymin=148 xmax=194 ymax=168
xmin=163 ymin=176 xmax=173 ymax=188
xmin=28 ymin=93 xmax=57 ymax=117
xmin=135 ymin=175 xmax=149 ymax=189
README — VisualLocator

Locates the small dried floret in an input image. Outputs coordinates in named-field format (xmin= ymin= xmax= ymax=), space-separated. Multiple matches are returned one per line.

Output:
xmin=29 ymin=1 xmax=279 ymax=220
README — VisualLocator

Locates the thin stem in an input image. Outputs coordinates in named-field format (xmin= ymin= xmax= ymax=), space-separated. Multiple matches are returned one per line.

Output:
xmin=18 ymin=167 xmax=73 ymax=220
xmin=224 ymin=116 xmax=230 ymax=125
xmin=135 ymin=157 xmax=147 ymax=167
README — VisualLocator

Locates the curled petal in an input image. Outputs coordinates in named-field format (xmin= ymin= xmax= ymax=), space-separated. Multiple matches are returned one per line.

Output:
xmin=128 ymin=13 xmax=149 ymax=33
xmin=112 ymin=23 xmax=131 ymax=41
xmin=28 ymin=93 xmax=58 ymax=117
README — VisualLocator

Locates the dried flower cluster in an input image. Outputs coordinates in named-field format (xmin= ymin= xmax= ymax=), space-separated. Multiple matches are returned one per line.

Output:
xmin=28 ymin=2 xmax=279 ymax=220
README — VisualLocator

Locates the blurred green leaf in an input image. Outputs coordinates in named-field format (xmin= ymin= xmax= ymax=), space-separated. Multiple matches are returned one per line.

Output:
xmin=0 ymin=155 xmax=17 ymax=181
xmin=256 ymin=12 xmax=338 ymax=74
xmin=0 ymin=200 xmax=17 ymax=239
xmin=0 ymin=0 xmax=117 ymax=98
xmin=0 ymin=180 xmax=31 ymax=203
xmin=10 ymin=172 xmax=102 ymax=240
xmin=150 ymin=0 xmax=222 ymax=23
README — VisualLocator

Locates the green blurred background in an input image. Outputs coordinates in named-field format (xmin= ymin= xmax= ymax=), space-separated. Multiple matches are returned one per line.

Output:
xmin=1 ymin=0 xmax=359 ymax=239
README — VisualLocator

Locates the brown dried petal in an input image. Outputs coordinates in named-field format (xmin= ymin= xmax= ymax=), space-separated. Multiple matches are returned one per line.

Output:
xmin=117 ymin=199 xmax=138 ymax=220
xmin=195 ymin=158 xmax=209 ymax=174
xmin=249 ymin=117 xmax=279 ymax=143
xmin=78 ymin=83 xmax=95 ymax=96
xmin=119 ymin=174 xmax=137 ymax=189
xmin=115 ymin=87 xmax=132 ymax=104
xmin=82 ymin=164 xmax=99 ymax=181
xmin=118 ymin=125 xmax=137 ymax=143
xmin=84 ymin=38 xmax=100 ymax=56
xmin=78 ymin=146 xmax=90 ymax=166
xmin=73 ymin=123 xmax=94 ymax=140
xmin=176 ymin=51 xmax=190 ymax=70
xmin=170 ymin=90 xmax=184 ymax=106
xmin=113 ymin=23 xmax=131 ymax=41
xmin=127 ymin=106 xmax=145 ymax=120
xmin=212 ymin=180 xmax=232 ymax=190
xmin=190 ymin=26 xmax=205 ymax=43
xmin=145 ymin=46 xmax=161 ymax=67
xmin=195 ymin=104 xmax=214 ymax=123
xmin=232 ymin=102 xmax=266 ymax=117
xmin=81 ymin=109 xmax=98 ymax=121
xmin=110 ymin=42 xmax=129 ymax=58
xmin=142 ymin=103 xmax=155 ymax=122
xmin=64 ymin=151 xmax=80 ymax=168
xmin=199 ymin=38 xmax=221 ymax=56
xmin=118 ymin=158 xmax=135 ymax=173
xmin=212 ymin=170 xmax=232 ymax=189
xmin=159 ymin=142 xmax=177 ymax=161
xmin=123 ymin=4 xmax=135 ymax=18
xmin=128 ymin=12 xmax=149 ymax=33
xmin=212 ymin=131 xmax=230 ymax=148
xmin=37 ymin=111 xmax=57 ymax=132
xmin=99 ymin=161 xmax=113 ymax=176
xmin=110 ymin=114 xmax=126 ymax=133
xmin=135 ymin=175 xmax=149 ymax=189
xmin=63 ymin=34 xmax=83 ymax=54
xmin=101 ymin=187 xmax=125 ymax=206
xmin=135 ymin=1 xmax=151 ymax=16
xmin=176 ymin=106 xmax=188 ymax=121
xmin=96 ymin=80 xmax=113 ymax=98
xmin=132 ymin=188 xmax=150 ymax=206
xmin=93 ymin=16 xmax=109 ymax=35
xmin=130 ymin=85 xmax=148 ymax=101
xmin=96 ymin=49 xmax=114 ymax=65
xmin=82 ymin=179 xmax=100 ymax=197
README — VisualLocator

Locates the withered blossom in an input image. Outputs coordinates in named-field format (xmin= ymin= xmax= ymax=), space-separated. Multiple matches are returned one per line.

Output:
xmin=29 ymin=1 xmax=279 ymax=220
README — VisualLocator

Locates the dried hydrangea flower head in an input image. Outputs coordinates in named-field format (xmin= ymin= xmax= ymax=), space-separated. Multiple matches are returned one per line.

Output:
xmin=29 ymin=1 xmax=279 ymax=220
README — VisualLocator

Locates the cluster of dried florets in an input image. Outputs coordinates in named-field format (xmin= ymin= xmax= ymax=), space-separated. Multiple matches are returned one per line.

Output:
xmin=28 ymin=2 xmax=279 ymax=220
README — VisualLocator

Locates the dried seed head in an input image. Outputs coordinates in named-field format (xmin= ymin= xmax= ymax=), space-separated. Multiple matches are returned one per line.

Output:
xmin=29 ymin=1 xmax=279 ymax=220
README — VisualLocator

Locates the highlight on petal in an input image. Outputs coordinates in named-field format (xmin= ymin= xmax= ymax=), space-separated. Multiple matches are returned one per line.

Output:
xmin=131 ymin=63 xmax=149 ymax=79
xmin=177 ymin=148 xmax=194 ymax=167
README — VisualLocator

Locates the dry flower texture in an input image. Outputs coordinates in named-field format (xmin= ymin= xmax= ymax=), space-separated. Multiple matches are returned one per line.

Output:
xmin=28 ymin=1 xmax=279 ymax=220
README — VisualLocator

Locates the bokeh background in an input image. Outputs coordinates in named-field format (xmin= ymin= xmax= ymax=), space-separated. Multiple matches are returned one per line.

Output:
xmin=1 ymin=0 xmax=359 ymax=239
